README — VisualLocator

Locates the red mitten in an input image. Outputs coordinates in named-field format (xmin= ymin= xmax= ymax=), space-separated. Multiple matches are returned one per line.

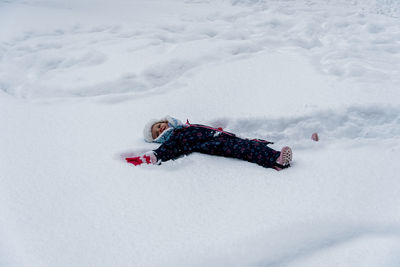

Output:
xmin=126 ymin=151 xmax=157 ymax=166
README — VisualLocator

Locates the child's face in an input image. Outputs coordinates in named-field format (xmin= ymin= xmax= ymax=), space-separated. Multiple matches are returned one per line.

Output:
xmin=151 ymin=122 xmax=169 ymax=139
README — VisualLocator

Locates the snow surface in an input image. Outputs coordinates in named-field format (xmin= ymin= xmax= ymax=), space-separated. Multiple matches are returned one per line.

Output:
xmin=1 ymin=0 xmax=400 ymax=266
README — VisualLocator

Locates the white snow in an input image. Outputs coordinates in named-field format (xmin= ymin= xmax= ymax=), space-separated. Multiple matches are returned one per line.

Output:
xmin=1 ymin=0 xmax=400 ymax=266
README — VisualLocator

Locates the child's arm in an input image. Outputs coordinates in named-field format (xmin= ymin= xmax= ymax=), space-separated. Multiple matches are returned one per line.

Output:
xmin=125 ymin=138 xmax=192 ymax=166
xmin=153 ymin=137 xmax=193 ymax=163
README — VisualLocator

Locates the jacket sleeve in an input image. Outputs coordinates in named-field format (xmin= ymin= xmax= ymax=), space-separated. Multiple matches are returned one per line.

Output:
xmin=153 ymin=137 xmax=193 ymax=163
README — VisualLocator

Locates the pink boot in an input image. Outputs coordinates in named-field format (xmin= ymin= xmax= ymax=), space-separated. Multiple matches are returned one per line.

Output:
xmin=274 ymin=146 xmax=293 ymax=171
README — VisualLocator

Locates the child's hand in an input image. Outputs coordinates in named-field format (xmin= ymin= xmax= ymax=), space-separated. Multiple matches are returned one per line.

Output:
xmin=126 ymin=151 xmax=157 ymax=166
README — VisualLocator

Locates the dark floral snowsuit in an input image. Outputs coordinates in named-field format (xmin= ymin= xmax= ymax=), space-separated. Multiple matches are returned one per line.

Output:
xmin=153 ymin=124 xmax=281 ymax=169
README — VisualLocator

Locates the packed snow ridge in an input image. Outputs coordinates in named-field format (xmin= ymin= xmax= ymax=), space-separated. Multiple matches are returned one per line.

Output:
xmin=1 ymin=0 xmax=400 ymax=99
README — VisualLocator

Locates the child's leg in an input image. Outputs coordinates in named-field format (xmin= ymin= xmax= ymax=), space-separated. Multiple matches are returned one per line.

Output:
xmin=195 ymin=136 xmax=281 ymax=168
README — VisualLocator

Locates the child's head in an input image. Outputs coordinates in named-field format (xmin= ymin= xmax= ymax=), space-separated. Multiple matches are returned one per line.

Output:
xmin=143 ymin=115 xmax=183 ymax=143
xmin=143 ymin=117 xmax=169 ymax=142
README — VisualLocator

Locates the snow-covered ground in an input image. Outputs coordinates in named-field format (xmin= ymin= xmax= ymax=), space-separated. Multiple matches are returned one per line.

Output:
xmin=1 ymin=0 xmax=400 ymax=266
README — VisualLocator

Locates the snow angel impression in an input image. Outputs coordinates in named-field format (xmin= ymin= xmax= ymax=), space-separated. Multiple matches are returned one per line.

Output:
xmin=126 ymin=115 xmax=293 ymax=171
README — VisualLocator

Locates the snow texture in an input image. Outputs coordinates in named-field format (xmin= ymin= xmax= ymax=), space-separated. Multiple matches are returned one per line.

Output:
xmin=1 ymin=0 xmax=400 ymax=266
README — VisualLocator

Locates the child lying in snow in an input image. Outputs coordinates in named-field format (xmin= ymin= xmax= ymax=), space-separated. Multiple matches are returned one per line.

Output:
xmin=126 ymin=116 xmax=292 ymax=171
